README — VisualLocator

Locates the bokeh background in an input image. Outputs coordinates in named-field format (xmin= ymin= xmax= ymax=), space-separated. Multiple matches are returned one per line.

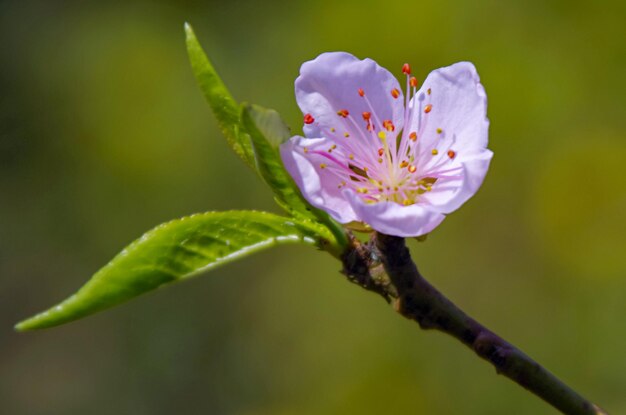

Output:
xmin=1 ymin=0 xmax=625 ymax=414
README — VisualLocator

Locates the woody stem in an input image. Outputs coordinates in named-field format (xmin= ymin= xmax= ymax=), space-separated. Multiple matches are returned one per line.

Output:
xmin=340 ymin=232 xmax=608 ymax=415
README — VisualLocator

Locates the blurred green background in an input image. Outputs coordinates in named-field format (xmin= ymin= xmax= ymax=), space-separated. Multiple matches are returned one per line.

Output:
xmin=1 ymin=0 xmax=625 ymax=414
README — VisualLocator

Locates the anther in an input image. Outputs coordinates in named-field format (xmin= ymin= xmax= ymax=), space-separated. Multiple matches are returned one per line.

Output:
xmin=400 ymin=160 xmax=409 ymax=168
xmin=436 ymin=128 xmax=443 ymax=134
xmin=344 ymin=132 xmax=350 ymax=137
xmin=319 ymin=163 xmax=327 ymax=169
xmin=447 ymin=150 xmax=456 ymax=159
xmin=403 ymin=199 xmax=414 ymax=206
xmin=410 ymin=77 xmax=418 ymax=87
xmin=303 ymin=114 xmax=315 ymax=124
xmin=349 ymin=154 xmax=354 ymax=160
xmin=427 ymin=88 xmax=431 ymax=95
xmin=382 ymin=120 xmax=395 ymax=132
xmin=424 ymin=104 xmax=432 ymax=113
xmin=362 ymin=111 xmax=371 ymax=121
xmin=358 ymin=88 xmax=365 ymax=97
xmin=391 ymin=88 xmax=400 ymax=99
xmin=408 ymin=165 xmax=417 ymax=173
xmin=378 ymin=148 xmax=384 ymax=157
xmin=431 ymin=149 xmax=439 ymax=155
xmin=337 ymin=109 xmax=349 ymax=118
xmin=409 ymin=132 xmax=417 ymax=141
xmin=402 ymin=63 xmax=411 ymax=75
xmin=330 ymin=127 xmax=336 ymax=132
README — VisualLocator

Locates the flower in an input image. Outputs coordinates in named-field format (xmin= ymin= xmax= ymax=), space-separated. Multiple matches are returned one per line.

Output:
xmin=280 ymin=52 xmax=493 ymax=237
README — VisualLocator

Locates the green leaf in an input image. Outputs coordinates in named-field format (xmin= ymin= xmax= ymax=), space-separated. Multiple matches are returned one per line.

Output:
xmin=185 ymin=23 xmax=255 ymax=168
xmin=16 ymin=211 xmax=330 ymax=331
xmin=241 ymin=103 xmax=312 ymax=217
xmin=241 ymin=104 xmax=349 ymax=251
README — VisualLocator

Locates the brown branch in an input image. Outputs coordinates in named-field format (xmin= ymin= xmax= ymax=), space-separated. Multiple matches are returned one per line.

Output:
xmin=341 ymin=232 xmax=608 ymax=415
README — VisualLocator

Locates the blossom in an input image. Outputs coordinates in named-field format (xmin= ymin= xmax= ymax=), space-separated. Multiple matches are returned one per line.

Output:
xmin=280 ymin=52 xmax=492 ymax=237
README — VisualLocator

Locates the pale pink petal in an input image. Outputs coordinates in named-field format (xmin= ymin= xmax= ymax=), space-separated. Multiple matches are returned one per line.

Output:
xmin=344 ymin=190 xmax=446 ymax=237
xmin=296 ymin=52 xmax=404 ymax=140
xmin=408 ymin=61 xmax=488 ymax=156
xmin=407 ymin=62 xmax=491 ymax=214
xmin=422 ymin=149 xmax=493 ymax=213
xmin=280 ymin=135 xmax=358 ymax=223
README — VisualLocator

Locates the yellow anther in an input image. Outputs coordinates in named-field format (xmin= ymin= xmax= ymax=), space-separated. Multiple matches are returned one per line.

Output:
xmin=319 ymin=163 xmax=327 ymax=169
xmin=344 ymin=132 xmax=350 ymax=137
xmin=403 ymin=199 xmax=414 ymax=206
xmin=436 ymin=128 xmax=442 ymax=134
xmin=349 ymin=154 xmax=354 ymax=160
xmin=400 ymin=160 xmax=409 ymax=168
xmin=431 ymin=149 xmax=439 ymax=155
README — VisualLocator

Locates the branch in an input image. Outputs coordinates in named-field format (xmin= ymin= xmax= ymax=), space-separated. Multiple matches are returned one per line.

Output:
xmin=341 ymin=232 xmax=608 ymax=415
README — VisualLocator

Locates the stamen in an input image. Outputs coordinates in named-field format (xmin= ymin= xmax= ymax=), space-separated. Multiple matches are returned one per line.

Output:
xmin=378 ymin=131 xmax=386 ymax=140
xmin=402 ymin=63 xmax=411 ymax=75
xmin=447 ymin=150 xmax=456 ymax=159
xmin=382 ymin=120 xmax=395 ymax=131
xmin=337 ymin=109 xmax=349 ymax=118
xmin=424 ymin=104 xmax=433 ymax=113
xmin=358 ymin=88 xmax=365 ymax=97
xmin=410 ymin=77 xmax=418 ymax=87
xmin=409 ymin=132 xmax=417 ymax=141
xmin=303 ymin=114 xmax=315 ymax=124
xmin=391 ymin=88 xmax=400 ymax=99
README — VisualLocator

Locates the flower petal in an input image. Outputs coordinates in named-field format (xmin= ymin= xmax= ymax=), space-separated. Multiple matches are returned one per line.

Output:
xmin=423 ymin=149 xmax=493 ymax=213
xmin=344 ymin=190 xmax=446 ymax=237
xmin=280 ymin=135 xmax=358 ymax=223
xmin=408 ymin=61 xmax=488 ymax=156
xmin=407 ymin=61 xmax=491 ymax=214
xmin=296 ymin=52 xmax=404 ymax=140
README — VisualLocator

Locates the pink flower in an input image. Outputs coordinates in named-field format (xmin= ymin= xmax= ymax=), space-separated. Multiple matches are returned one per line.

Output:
xmin=280 ymin=52 xmax=492 ymax=237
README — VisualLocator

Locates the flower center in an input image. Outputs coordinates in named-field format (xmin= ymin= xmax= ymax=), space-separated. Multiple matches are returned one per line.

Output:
xmin=303 ymin=63 xmax=462 ymax=207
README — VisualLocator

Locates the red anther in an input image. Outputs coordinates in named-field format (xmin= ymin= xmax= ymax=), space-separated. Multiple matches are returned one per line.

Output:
xmin=378 ymin=148 xmax=384 ymax=157
xmin=402 ymin=63 xmax=411 ymax=75
xmin=391 ymin=88 xmax=400 ymax=99
xmin=424 ymin=104 xmax=432 ymax=113
xmin=409 ymin=132 xmax=417 ymax=141
xmin=410 ymin=77 xmax=418 ymax=87
xmin=358 ymin=88 xmax=365 ymax=97
xmin=447 ymin=150 xmax=456 ymax=159
xmin=382 ymin=120 xmax=395 ymax=132
xmin=337 ymin=109 xmax=349 ymax=118
xmin=303 ymin=114 xmax=315 ymax=124
xmin=362 ymin=111 xmax=371 ymax=120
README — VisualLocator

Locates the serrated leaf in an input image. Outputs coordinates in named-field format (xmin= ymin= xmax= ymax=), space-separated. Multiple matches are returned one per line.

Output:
xmin=185 ymin=23 xmax=255 ymax=168
xmin=16 ymin=211 xmax=331 ymax=331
